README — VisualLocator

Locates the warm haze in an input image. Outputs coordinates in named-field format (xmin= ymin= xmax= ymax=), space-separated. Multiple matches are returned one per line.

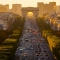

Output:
xmin=0 ymin=0 xmax=60 ymax=9
xmin=0 ymin=0 xmax=60 ymax=60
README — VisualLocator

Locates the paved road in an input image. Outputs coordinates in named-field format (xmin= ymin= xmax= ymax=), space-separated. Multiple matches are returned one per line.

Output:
xmin=15 ymin=19 xmax=56 ymax=60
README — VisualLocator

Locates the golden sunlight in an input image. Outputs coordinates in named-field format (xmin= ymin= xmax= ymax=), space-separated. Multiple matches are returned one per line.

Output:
xmin=27 ymin=12 xmax=33 ymax=17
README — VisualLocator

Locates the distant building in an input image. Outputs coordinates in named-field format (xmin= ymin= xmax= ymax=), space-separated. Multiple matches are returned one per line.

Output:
xmin=37 ymin=2 xmax=56 ymax=17
xmin=0 ymin=4 xmax=9 ymax=12
xmin=56 ymin=6 xmax=60 ymax=13
xmin=4 ymin=4 xmax=9 ymax=12
xmin=49 ymin=2 xmax=56 ymax=13
xmin=37 ymin=2 xmax=44 ymax=17
xmin=12 ymin=4 xmax=22 ymax=16
xmin=43 ymin=3 xmax=49 ymax=14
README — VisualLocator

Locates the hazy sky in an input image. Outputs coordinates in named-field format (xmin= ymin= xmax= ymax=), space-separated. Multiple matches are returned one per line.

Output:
xmin=0 ymin=0 xmax=60 ymax=9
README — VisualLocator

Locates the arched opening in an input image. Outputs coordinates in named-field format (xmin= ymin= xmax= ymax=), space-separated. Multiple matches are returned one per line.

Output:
xmin=27 ymin=12 xmax=33 ymax=19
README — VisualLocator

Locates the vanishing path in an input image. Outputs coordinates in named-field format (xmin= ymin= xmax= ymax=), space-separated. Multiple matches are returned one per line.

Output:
xmin=15 ymin=19 xmax=55 ymax=60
